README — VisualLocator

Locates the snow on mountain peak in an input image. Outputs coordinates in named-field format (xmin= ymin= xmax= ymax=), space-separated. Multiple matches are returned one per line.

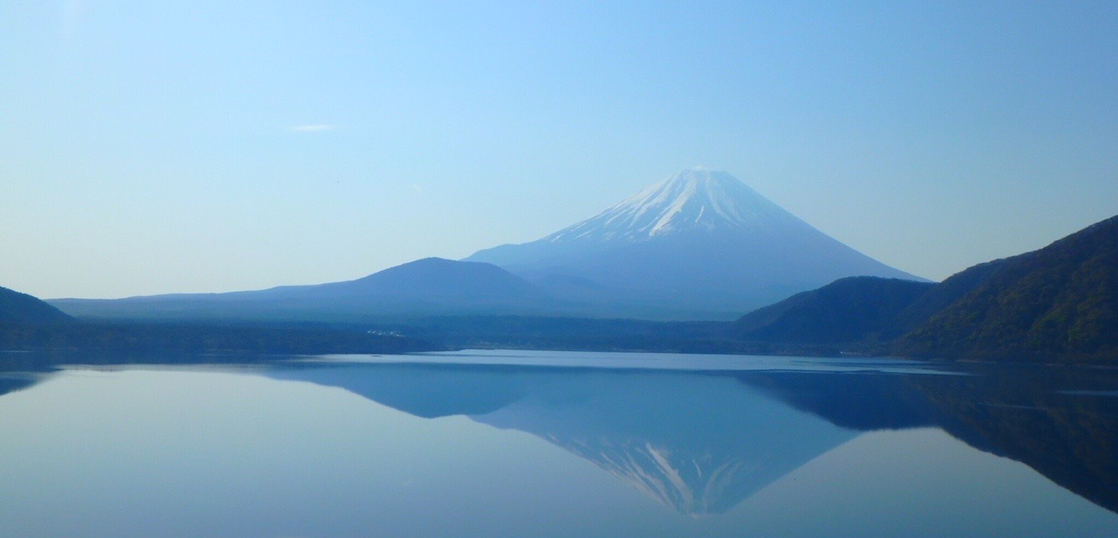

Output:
xmin=546 ymin=168 xmax=796 ymax=243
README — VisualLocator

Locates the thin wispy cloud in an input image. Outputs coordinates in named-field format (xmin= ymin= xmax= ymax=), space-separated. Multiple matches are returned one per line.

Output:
xmin=290 ymin=124 xmax=338 ymax=132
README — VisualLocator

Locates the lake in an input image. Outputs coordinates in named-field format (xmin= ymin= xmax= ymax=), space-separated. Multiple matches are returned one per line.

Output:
xmin=1 ymin=350 xmax=1115 ymax=538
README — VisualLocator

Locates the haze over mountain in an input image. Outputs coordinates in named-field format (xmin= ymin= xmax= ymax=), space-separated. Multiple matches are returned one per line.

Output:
xmin=51 ymin=169 xmax=922 ymax=323
xmin=51 ymin=258 xmax=553 ymax=322
xmin=467 ymin=168 xmax=923 ymax=319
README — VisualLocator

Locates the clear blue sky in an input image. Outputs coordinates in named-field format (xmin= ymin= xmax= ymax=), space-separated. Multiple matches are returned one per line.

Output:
xmin=3 ymin=1 xmax=1116 ymax=298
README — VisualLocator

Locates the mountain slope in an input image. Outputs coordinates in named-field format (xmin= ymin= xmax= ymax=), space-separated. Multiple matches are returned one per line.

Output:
xmin=0 ymin=286 xmax=72 ymax=324
xmin=51 ymin=258 xmax=553 ymax=322
xmin=467 ymin=168 xmax=922 ymax=319
xmin=733 ymin=277 xmax=934 ymax=345
xmin=299 ymin=257 xmax=549 ymax=306
xmin=727 ymin=214 xmax=1117 ymax=362
xmin=899 ymin=215 xmax=1118 ymax=362
xmin=890 ymin=258 xmax=1010 ymax=334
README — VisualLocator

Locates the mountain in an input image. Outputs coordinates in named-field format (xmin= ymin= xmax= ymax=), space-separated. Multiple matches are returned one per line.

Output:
xmin=899 ymin=215 xmax=1118 ymax=362
xmin=50 ymin=258 xmax=553 ymax=322
xmin=303 ymin=257 xmax=548 ymax=307
xmin=0 ymin=286 xmax=72 ymax=325
xmin=734 ymin=277 xmax=935 ymax=345
xmin=889 ymin=258 xmax=1010 ymax=334
xmin=729 ymin=214 xmax=1118 ymax=363
xmin=467 ymin=168 xmax=922 ymax=319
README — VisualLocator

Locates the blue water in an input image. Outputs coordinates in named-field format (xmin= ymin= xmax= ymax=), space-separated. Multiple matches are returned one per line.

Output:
xmin=0 ymin=350 xmax=1114 ymax=537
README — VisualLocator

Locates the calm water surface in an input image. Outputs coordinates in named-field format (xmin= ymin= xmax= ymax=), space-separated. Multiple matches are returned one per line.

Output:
xmin=0 ymin=350 xmax=1115 ymax=538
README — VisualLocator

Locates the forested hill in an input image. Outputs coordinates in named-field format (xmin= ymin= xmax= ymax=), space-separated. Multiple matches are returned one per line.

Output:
xmin=730 ymin=214 xmax=1117 ymax=363
xmin=898 ymin=215 xmax=1117 ymax=362
xmin=734 ymin=277 xmax=934 ymax=345
xmin=0 ymin=286 xmax=72 ymax=324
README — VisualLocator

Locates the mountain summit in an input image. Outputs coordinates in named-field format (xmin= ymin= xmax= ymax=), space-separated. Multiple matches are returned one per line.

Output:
xmin=545 ymin=168 xmax=800 ymax=242
xmin=468 ymin=169 xmax=923 ymax=319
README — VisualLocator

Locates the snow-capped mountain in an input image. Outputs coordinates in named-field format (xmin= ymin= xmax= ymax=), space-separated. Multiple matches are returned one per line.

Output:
xmin=467 ymin=168 xmax=924 ymax=319
xmin=544 ymin=168 xmax=804 ymax=242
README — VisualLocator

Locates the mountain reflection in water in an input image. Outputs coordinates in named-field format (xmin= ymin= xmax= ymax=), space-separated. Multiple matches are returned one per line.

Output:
xmin=263 ymin=357 xmax=1117 ymax=515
